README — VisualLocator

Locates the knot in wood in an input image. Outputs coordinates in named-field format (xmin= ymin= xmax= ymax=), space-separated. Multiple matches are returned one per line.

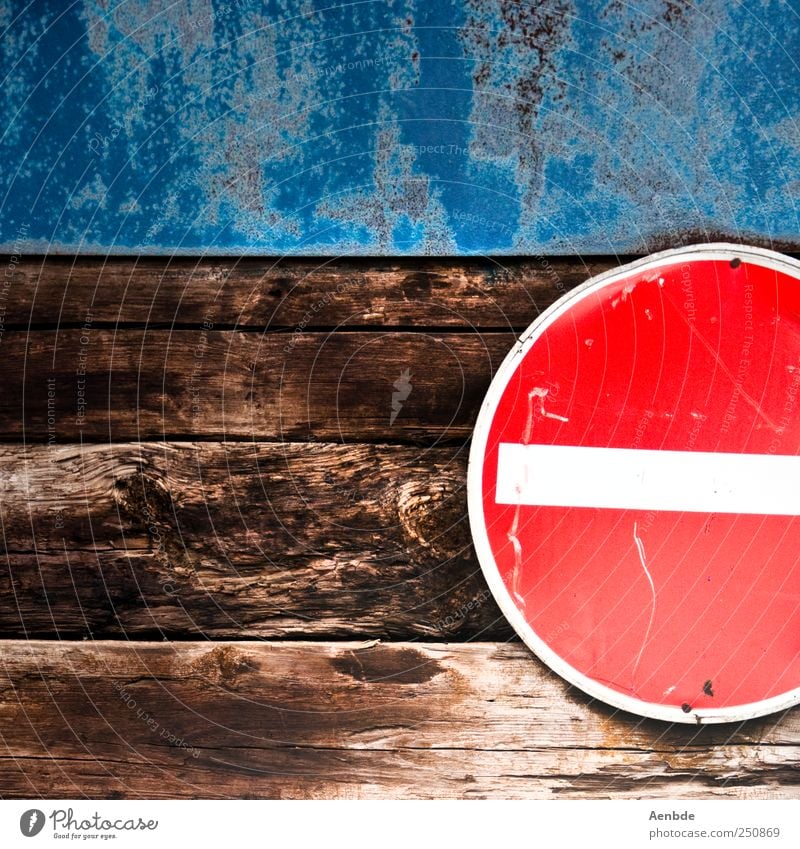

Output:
xmin=113 ymin=469 xmax=173 ymax=528
xmin=394 ymin=475 xmax=471 ymax=561
xmin=186 ymin=646 xmax=251 ymax=690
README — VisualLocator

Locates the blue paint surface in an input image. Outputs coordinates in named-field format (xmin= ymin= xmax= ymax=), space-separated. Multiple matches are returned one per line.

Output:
xmin=2 ymin=0 xmax=800 ymax=255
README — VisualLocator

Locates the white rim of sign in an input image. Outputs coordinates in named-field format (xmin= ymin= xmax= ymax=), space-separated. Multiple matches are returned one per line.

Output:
xmin=467 ymin=243 xmax=800 ymax=724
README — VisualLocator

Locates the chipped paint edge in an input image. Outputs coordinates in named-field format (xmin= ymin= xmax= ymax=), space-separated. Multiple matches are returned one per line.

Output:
xmin=467 ymin=242 xmax=800 ymax=725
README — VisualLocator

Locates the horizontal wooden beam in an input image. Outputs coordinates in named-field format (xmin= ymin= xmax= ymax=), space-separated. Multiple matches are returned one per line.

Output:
xmin=0 ymin=329 xmax=512 ymax=441
xmin=0 ymin=640 xmax=797 ymax=799
xmin=0 ymin=442 xmax=509 ymax=640
xmin=3 ymin=257 xmax=609 ymax=328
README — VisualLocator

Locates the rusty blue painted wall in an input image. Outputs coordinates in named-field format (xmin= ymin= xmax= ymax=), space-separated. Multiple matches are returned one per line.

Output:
xmin=2 ymin=0 xmax=800 ymax=255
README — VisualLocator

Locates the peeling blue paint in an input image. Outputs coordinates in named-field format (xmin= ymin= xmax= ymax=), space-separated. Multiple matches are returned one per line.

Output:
xmin=2 ymin=0 xmax=800 ymax=255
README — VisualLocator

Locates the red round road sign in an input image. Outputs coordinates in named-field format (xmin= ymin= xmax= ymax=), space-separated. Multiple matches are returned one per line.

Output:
xmin=468 ymin=244 xmax=800 ymax=723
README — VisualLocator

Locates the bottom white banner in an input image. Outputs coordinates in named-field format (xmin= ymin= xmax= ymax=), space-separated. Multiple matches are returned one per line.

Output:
xmin=0 ymin=799 xmax=796 ymax=849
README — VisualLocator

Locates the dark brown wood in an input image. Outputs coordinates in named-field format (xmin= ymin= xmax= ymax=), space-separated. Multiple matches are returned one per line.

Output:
xmin=0 ymin=329 xmax=512 ymax=441
xmin=0 ymin=640 xmax=797 ymax=799
xmin=0 ymin=442 xmax=509 ymax=640
xmin=3 ymin=256 xmax=610 ymax=328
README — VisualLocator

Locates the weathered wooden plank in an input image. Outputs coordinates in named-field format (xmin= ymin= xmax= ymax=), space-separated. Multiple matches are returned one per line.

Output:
xmin=0 ymin=329 xmax=512 ymax=441
xmin=0 ymin=641 xmax=797 ymax=799
xmin=2 ymin=257 xmax=607 ymax=328
xmin=0 ymin=442 xmax=508 ymax=640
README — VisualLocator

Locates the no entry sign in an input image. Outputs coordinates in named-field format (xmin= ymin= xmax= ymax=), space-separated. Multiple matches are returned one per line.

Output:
xmin=468 ymin=245 xmax=800 ymax=723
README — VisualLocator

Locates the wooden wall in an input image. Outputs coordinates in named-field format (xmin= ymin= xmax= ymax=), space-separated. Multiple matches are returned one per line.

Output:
xmin=0 ymin=257 xmax=797 ymax=798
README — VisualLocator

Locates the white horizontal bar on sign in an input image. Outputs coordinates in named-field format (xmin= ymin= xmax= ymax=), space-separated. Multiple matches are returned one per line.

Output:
xmin=495 ymin=443 xmax=800 ymax=516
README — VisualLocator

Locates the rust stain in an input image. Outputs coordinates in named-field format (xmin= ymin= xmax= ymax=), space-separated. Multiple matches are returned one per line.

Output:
xmin=644 ymin=229 xmax=800 ymax=256
xmin=460 ymin=0 xmax=573 ymax=209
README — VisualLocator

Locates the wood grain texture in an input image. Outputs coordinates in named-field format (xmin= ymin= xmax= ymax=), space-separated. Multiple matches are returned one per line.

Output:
xmin=0 ymin=442 xmax=509 ymax=640
xmin=0 ymin=329 xmax=512 ymax=441
xmin=2 ymin=256 xmax=798 ymax=800
xmin=3 ymin=256 xmax=610 ymax=328
xmin=0 ymin=640 xmax=797 ymax=800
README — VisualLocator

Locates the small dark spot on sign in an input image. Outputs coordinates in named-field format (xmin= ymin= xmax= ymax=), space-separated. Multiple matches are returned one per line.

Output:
xmin=681 ymin=702 xmax=692 ymax=713
xmin=703 ymin=679 xmax=714 ymax=697
xmin=331 ymin=645 xmax=442 ymax=685
xmin=730 ymin=257 xmax=741 ymax=268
